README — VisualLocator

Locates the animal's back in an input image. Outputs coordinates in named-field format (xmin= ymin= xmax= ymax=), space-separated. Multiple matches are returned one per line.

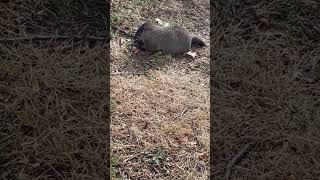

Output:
xmin=141 ymin=24 xmax=193 ymax=54
xmin=162 ymin=25 xmax=192 ymax=53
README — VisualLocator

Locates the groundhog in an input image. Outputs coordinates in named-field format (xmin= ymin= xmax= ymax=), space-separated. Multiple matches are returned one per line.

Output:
xmin=133 ymin=21 xmax=206 ymax=54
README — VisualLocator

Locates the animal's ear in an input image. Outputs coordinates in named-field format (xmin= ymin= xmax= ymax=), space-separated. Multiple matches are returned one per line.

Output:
xmin=134 ymin=26 xmax=144 ymax=39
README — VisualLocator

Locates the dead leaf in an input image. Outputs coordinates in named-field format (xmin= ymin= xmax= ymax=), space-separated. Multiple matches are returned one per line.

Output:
xmin=198 ymin=153 xmax=208 ymax=161
xmin=132 ymin=47 xmax=140 ymax=54
xmin=285 ymin=174 xmax=296 ymax=180
xmin=177 ymin=133 xmax=190 ymax=144
xmin=119 ymin=38 xmax=125 ymax=46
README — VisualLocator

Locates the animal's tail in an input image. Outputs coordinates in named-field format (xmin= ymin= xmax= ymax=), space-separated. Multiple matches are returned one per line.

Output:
xmin=191 ymin=36 xmax=206 ymax=47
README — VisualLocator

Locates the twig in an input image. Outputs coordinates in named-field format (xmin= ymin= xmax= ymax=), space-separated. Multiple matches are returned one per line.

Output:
xmin=293 ymin=135 xmax=320 ymax=145
xmin=111 ymin=71 xmax=145 ymax=76
xmin=0 ymin=35 xmax=108 ymax=43
xmin=145 ymin=62 xmax=158 ymax=69
xmin=111 ymin=26 xmax=134 ymax=38
xmin=180 ymin=106 xmax=190 ymax=118
xmin=0 ymin=134 xmax=14 ymax=143
xmin=43 ymin=161 xmax=66 ymax=180
xmin=224 ymin=143 xmax=254 ymax=180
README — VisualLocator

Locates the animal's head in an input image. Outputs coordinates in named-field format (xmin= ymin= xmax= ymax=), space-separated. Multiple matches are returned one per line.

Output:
xmin=132 ymin=21 xmax=153 ymax=53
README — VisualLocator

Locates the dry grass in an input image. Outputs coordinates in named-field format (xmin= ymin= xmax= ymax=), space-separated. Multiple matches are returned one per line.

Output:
xmin=211 ymin=0 xmax=320 ymax=179
xmin=3 ymin=0 xmax=319 ymax=179
xmin=111 ymin=68 xmax=209 ymax=179
xmin=111 ymin=0 xmax=210 ymax=179
xmin=0 ymin=0 xmax=109 ymax=179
